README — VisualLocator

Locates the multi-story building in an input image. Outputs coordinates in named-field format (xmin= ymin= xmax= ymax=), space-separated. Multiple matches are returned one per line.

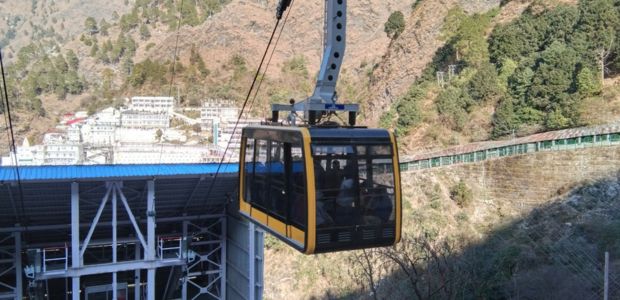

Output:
xmin=217 ymin=118 xmax=262 ymax=159
xmin=131 ymin=96 xmax=175 ymax=112
xmin=1 ymin=139 xmax=45 ymax=166
xmin=82 ymin=124 xmax=116 ymax=146
xmin=113 ymin=143 xmax=220 ymax=164
xmin=67 ymin=125 xmax=82 ymax=143
xmin=42 ymin=133 xmax=83 ymax=165
xmin=121 ymin=110 xmax=170 ymax=129
xmin=93 ymin=107 xmax=121 ymax=127
xmin=44 ymin=144 xmax=83 ymax=165
xmin=200 ymin=100 xmax=238 ymax=130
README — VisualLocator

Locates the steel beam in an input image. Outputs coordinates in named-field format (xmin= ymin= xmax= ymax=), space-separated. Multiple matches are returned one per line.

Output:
xmin=146 ymin=180 xmax=156 ymax=300
xmin=116 ymin=185 xmax=147 ymax=250
xmin=220 ymin=217 xmax=227 ymax=300
xmin=0 ymin=214 xmax=224 ymax=234
xmin=70 ymin=182 xmax=80 ymax=300
xmin=36 ymin=259 xmax=185 ymax=280
xmin=249 ymin=222 xmax=255 ymax=300
xmin=135 ymin=245 xmax=141 ymax=300
xmin=80 ymin=185 xmax=112 ymax=258
xmin=112 ymin=184 xmax=118 ymax=300
xmin=14 ymin=231 xmax=21 ymax=300
xmin=182 ymin=221 xmax=188 ymax=300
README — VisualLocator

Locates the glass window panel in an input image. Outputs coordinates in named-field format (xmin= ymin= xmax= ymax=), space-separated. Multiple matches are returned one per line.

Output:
xmin=268 ymin=141 xmax=286 ymax=218
xmin=312 ymin=145 xmax=354 ymax=156
xmin=357 ymin=145 xmax=367 ymax=155
xmin=244 ymin=138 xmax=254 ymax=202
xmin=361 ymin=158 xmax=395 ymax=225
xmin=370 ymin=145 xmax=392 ymax=156
xmin=290 ymin=145 xmax=306 ymax=228
xmin=312 ymin=143 xmax=398 ymax=230
xmin=252 ymin=140 xmax=269 ymax=209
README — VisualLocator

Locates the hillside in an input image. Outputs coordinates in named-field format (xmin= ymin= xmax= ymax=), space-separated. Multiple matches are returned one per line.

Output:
xmin=0 ymin=0 xmax=619 ymax=299
xmin=0 ymin=0 xmax=132 ymax=55
xmin=370 ymin=0 xmax=620 ymax=154
xmin=0 ymin=0 xmax=412 ymax=151
xmin=263 ymin=144 xmax=620 ymax=299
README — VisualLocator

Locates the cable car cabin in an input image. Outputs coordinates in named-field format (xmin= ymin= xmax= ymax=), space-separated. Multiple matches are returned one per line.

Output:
xmin=238 ymin=125 xmax=402 ymax=254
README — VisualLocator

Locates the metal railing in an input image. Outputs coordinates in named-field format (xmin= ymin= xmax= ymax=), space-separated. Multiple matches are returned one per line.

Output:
xmin=400 ymin=132 xmax=620 ymax=172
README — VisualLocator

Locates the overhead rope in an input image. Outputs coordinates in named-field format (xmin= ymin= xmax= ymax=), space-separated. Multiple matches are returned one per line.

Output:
xmin=156 ymin=0 xmax=187 ymax=171
xmin=200 ymin=1 xmax=295 ymax=210
xmin=0 ymin=49 xmax=26 ymax=225
xmin=236 ymin=0 xmax=296 ymax=142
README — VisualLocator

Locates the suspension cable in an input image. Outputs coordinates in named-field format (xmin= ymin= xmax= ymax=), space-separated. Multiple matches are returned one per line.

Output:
xmin=0 ymin=49 xmax=26 ymax=224
xmin=222 ymin=0 xmax=296 ymax=170
xmin=156 ymin=0 xmax=186 ymax=171
xmin=199 ymin=8 xmax=293 ymax=209
xmin=244 ymin=0 xmax=295 ymax=124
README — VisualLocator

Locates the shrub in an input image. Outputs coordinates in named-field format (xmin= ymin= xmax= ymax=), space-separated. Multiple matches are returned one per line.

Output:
xmin=450 ymin=180 xmax=473 ymax=208
xmin=396 ymin=85 xmax=425 ymax=134
xmin=384 ymin=11 xmax=405 ymax=39
xmin=436 ymin=86 xmax=472 ymax=131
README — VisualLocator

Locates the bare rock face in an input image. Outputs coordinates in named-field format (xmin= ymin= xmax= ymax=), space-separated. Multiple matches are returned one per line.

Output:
xmin=147 ymin=0 xmax=411 ymax=83
xmin=365 ymin=0 xmax=500 ymax=125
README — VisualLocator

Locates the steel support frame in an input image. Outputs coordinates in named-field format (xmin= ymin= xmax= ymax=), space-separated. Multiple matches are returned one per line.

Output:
xmin=181 ymin=217 xmax=226 ymax=300
xmin=32 ymin=180 xmax=159 ymax=299
xmin=18 ymin=179 xmax=230 ymax=300
xmin=0 ymin=232 xmax=21 ymax=300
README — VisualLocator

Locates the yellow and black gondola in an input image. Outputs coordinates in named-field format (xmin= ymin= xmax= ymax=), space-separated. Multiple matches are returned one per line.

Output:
xmin=239 ymin=125 xmax=401 ymax=254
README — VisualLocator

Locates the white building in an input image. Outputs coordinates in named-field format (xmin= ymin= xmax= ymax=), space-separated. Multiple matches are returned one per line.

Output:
xmin=113 ymin=143 xmax=220 ymax=164
xmin=42 ymin=133 xmax=83 ymax=165
xmin=200 ymin=100 xmax=238 ymax=130
xmin=1 ymin=139 xmax=45 ymax=166
xmin=44 ymin=143 xmax=83 ymax=165
xmin=217 ymin=118 xmax=261 ymax=160
xmin=2 ymin=136 xmax=82 ymax=166
xmin=76 ymin=107 xmax=122 ymax=146
xmin=117 ymin=128 xmax=157 ymax=144
xmin=67 ymin=125 xmax=82 ymax=143
xmin=92 ymin=107 xmax=121 ymax=127
xmin=82 ymin=124 xmax=116 ymax=146
xmin=121 ymin=110 xmax=170 ymax=129
xmin=131 ymin=96 xmax=175 ymax=113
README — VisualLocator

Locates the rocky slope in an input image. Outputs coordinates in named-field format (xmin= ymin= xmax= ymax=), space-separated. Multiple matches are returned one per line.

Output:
xmin=0 ymin=0 xmax=131 ymax=57
xmin=263 ymin=145 xmax=620 ymax=299
xmin=365 ymin=0 xmax=501 ymax=124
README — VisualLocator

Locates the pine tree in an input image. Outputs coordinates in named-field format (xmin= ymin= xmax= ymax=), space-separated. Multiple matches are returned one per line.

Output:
xmin=84 ymin=17 xmax=98 ymax=33
xmin=139 ymin=24 xmax=151 ymax=40
xmin=66 ymin=50 xmax=79 ymax=70
xmin=577 ymin=67 xmax=602 ymax=96
xmin=384 ymin=11 xmax=405 ymax=39
xmin=492 ymin=97 xmax=518 ymax=137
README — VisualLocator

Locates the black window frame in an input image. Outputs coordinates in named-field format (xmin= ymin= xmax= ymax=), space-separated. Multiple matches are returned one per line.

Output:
xmin=243 ymin=129 xmax=308 ymax=230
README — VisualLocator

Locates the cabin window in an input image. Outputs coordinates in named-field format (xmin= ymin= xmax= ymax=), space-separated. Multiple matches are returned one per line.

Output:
xmin=251 ymin=140 xmax=270 ymax=209
xmin=289 ymin=145 xmax=306 ymax=228
xmin=245 ymin=136 xmax=306 ymax=229
xmin=367 ymin=159 xmax=395 ymax=223
xmin=312 ymin=143 xmax=395 ymax=228
xmin=244 ymin=138 xmax=255 ymax=202
xmin=268 ymin=141 xmax=287 ymax=218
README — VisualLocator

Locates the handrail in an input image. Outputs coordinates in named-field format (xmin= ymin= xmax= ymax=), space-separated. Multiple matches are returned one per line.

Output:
xmin=400 ymin=126 xmax=620 ymax=172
